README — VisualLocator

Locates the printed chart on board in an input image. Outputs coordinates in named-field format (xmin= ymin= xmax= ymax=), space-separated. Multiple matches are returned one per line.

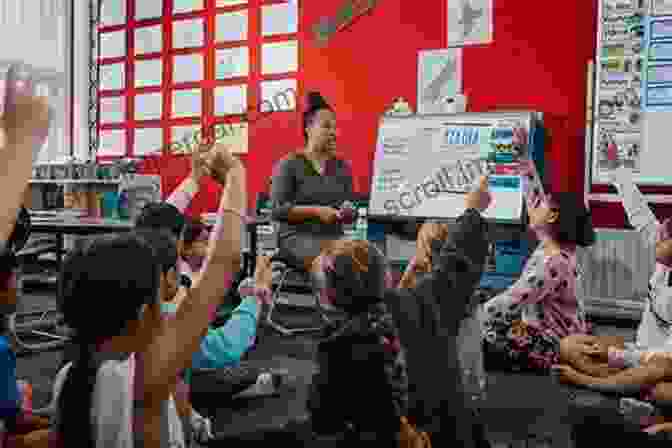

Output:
xmin=369 ymin=112 xmax=537 ymax=222
xmin=592 ymin=0 xmax=672 ymax=186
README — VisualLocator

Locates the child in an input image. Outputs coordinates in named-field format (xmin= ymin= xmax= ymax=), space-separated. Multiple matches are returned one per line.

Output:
xmin=480 ymin=128 xmax=596 ymax=372
xmin=305 ymin=178 xmax=492 ymax=447
xmin=50 ymin=145 xmax=244 ymax=447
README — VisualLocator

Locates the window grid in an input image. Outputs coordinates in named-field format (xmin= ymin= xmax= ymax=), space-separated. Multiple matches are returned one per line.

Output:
xmin=96 ymin=0 xmax=298 ymax=160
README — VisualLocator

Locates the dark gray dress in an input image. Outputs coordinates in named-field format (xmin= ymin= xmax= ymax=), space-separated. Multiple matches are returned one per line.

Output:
xmin=270 ymin=153 xmax=354 ymax=268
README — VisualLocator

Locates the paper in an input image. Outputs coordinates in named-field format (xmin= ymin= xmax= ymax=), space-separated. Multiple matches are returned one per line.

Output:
xmin=261 ymin=41 xmax=298 ymax=75
xmin=133 ymin=128 xmax=163 ymax=156
xmin=100 ymin=0 xmax=126 ymax=26
xmin=611 ymin=166 xmax=659 ymax=245
xmin=213 ymin=122 xmax=248 ymax=154
xmin=215 ymin=47 xmax=249 ymax=79
xmin=260 ymin=79 xmax=297 ymax=111
xmin=135 ymin=1 xmax=163 ymax=21
xmin=100 ymin=63 xmax=125 ymax=91
xmin=417 ymin=48 xmax=462 ymax=114
xmin=652 ymin=0 xmax=672 ymax=15
xmin=447 ymin=0 xmax=493 ymax=47
xmin=216 ymin=0 xmax=248 ymax=5
xmin=134 ymin=93 xmax=163 ymax=121
xmin=651 ymin=19 xmax=672 ymax=39
xmin=134 ymin=59 xmax=163 ymax=87
xmin=99 ymin=96 xmax=125 ymax=124
xmin=173 ymin=54 xmax=204 ymax=84
xmin=173 ymin=0 xmax=205 ymax=14
xmin=172 ymin=89 xmax=202 ymax=118
xmin=216 ymin=10 xmax=248 ymax=42
xmin=214 ymin=85 xmax=247 ymax=116
xmin=135 ymin=25 xmax=163 ymax=55
xmin=262 ymin=2 xmax=298 ymax=36
xmin=100 ymin=29 xmax=126 ymax=59
xmin=173 ymin=18 xmax=205 ymax=49
xmin=98 ymin=130 xmax=126 ymax=157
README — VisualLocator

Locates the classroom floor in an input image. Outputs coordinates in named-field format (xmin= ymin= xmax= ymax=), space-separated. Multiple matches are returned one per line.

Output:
xmin=15 ymin=289 xmax=638 ymax=447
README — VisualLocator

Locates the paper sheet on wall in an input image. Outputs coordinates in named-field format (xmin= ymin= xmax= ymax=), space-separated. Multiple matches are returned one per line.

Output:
xmin=134 ymin=59 xmax=163 ymax=87
xmin=172 ymin=89 xmax=202 ymax=118
xmin=261 ymin=79 xmax=297 ymax=111
xmin=216 ymin=10 xmax=248 ymax=42
xmin=135 ymin=2 xmax=163 ymax=21
xmin=417 ymin=49 xmax=462 ymax=114
xmin=133 ymin=128 xmax=163 ymax=156
xmin=100 ymin=96 xmax=125 ymax=124
xmin=173 ymin=54 xmax=203 ymax=83
xmin=652 ymin=0 xmax=672 ymax=16
xmin=262 ymin=2 xmax=298 ymax=36
xmin=173 ymin=19 xmax=205 ymax=49
xmin=100 ymin=30 xmax=126 ymax=59
xmin=135 ymin=93 xmax=163 ymax=121
xmin=173 ymin=0 xmax=204 ymax=14
xmin=214 ymin=85 xmax=247 ymax=116
xmin=610 ymin=166 xmax=660 ymax=246
xmin=100 ymin=63 xmax=125 ymax=91
xmin=217 ymin=0 xmax=247 ymax=5
xmin=98 ymin=130 xmax=126 ymax=157
xmin=261 ymin=41 xmax=298 ymax=75
xmin=447 ymin=0 xmax=493 ymax=47
xmin=101 ymin=0 xmax=126 ymax=26
xmin=215 ymin=48 xmax=249 ymax=79
xmin=135 ymin=26 xmax=163 ymax=55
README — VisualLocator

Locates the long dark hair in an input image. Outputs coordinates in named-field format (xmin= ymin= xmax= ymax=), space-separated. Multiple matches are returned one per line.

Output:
xmin=544 ymin=186 xmax=595 ymax=248
xmin=303 ymin=91 xmax=333 ymax=141
xmin=57 ymin=232 xmax=163 ymax=447
xmin=135 ymin=202 xmax=186 ymax=239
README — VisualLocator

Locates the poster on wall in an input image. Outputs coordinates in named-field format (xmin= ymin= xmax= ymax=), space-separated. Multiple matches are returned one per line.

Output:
xmin=446 ymin=0 xmax=493 ymax=47
xmin=592 ymin=0 xmax=646 ymax=184
xmin=417 ymin=49 xmax=462 ymax=114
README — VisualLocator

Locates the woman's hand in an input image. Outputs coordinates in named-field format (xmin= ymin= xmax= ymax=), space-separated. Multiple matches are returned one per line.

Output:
xmin=202 ymin=143 xmax=240 ymax=185
xmin=2 ymin=66 xmax=51 ymax=157
xmin=464 ymin=176 xmax=491 ymax=212
xmin=189 ymin=142 xmax=210 ymax=184
xmin=254 ymin=255 xmax=273 ymax=291
xmin=316 ymin=206 xmax=340 ymax=225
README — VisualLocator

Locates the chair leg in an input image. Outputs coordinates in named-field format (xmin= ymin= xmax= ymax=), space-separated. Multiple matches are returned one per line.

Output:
xmin=265 ymin=267 xmax=328 ymax=336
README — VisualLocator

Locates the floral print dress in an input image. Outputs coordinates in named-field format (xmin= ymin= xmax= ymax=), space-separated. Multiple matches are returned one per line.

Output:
xmin=480 ymin=158 xmax=590 ymax=371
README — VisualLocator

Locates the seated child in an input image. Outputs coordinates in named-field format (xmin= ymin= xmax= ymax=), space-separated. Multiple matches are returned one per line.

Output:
xmin=555 ymin=213 xmax=672 ymax=405
xmin=480 ymin=128 xmax=596 ymax=372
xmin=305 ymin=178 xmax=492 ymax=448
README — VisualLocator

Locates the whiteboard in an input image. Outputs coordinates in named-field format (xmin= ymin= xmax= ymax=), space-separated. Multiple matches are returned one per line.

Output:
xmin=368 ymin=112 xmax=538 ymax=223
xmin=0 ymin=0 xmax=74 ymax=164
xmin=590 ymin=0 xmax=672 ymax=190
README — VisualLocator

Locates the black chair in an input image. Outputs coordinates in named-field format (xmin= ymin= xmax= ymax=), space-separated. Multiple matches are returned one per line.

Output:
xmin=255 ymin=192 xmax=330 ymax=336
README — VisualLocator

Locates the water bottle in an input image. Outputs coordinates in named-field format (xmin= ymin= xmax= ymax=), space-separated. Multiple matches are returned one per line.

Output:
xmin=355 ymin=208 xmax=368 ymax=241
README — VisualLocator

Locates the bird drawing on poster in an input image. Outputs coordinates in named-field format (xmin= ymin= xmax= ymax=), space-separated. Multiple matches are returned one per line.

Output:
xmin=459 ymin=0 xmax=484 ymax=38
xmin=421 ymin=57 xmax=458 ymax=104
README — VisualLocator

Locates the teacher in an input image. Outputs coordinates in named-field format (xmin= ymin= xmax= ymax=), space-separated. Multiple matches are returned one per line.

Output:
xmin=270 ymin=92 xmax=354 ymax=271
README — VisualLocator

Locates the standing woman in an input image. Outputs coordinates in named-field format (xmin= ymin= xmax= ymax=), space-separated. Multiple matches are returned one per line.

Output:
xmin=270 ymin=92 xmax=355 ymax=271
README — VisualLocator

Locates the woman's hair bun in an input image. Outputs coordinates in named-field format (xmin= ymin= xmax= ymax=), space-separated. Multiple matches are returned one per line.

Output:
xmin=305 ymin=91 xmax=330 ymax=111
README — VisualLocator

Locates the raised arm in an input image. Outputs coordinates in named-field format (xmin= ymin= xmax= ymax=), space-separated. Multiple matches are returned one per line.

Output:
xmin=0 ymin=66 xmax=51 ymax=244
xmin=611 ymin=167 xmax=660 ymax=247
xmin=142 ymin=146 xmax=244 ymax=400
xmin=411 ymin=178 xmax=491 ymax=332
xmin=165 ymin=144 xmax=206 ymax=213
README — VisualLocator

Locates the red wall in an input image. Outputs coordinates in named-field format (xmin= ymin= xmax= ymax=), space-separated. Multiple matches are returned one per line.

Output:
xmin=141 ymin=0 xmax=670 ymax=226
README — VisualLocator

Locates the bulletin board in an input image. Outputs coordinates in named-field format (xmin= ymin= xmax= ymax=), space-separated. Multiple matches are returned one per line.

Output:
xmin=94 ymin=0 xmax=299 ymax=161
xmin=589 ymin=0 xmax=672 ymax=203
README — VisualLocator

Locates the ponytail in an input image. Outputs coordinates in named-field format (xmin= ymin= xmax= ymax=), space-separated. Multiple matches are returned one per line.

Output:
xmin=57 ymin=339 xmax=100 ymax=447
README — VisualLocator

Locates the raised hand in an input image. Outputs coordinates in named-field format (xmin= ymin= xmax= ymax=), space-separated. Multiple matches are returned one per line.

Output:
xmin=2 ymin=65 xmax=51 ymax=160
xmin=464 ymin=176 xmax=491 ymax=213
xmin=202 ymin=143 xmax=240 ymax=186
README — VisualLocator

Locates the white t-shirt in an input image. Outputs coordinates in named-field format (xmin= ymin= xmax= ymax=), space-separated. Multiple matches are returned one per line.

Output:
xmin=50 ymin=353 xmax=185 ymax=448
xmin=637 ymin=263 xmax=672 ymax=350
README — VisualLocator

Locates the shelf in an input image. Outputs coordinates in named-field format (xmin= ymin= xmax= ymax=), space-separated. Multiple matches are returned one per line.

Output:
xmin=29 ymin=179 xmax=120 ymax=185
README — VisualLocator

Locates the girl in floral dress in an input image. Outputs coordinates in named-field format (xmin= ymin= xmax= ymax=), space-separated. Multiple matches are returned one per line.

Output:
xmin=480 ymin=128 xmax=596 ymax=372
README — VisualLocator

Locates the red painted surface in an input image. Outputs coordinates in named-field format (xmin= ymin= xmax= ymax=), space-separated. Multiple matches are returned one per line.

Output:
xmin=119 ymin=1 xmax=672 ymax=225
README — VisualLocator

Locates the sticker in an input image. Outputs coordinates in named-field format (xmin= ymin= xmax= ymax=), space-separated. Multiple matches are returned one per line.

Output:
xmin=647 ymin=85 xmax=672 ymax=104
xmin=647 ymin=64 xmax=672 ymax=82
xmin=649 ymin=40 xmax=672 ymax=59
xmin=651 ymin=19 xmax=672 ymax=39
